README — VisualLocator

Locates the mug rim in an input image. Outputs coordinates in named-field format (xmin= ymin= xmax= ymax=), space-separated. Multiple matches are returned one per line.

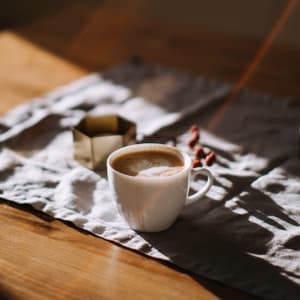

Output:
xmin=107 ymin=143 xmax=191 ymax=180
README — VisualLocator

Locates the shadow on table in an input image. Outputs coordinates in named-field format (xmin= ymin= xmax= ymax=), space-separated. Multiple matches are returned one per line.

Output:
xmin=0 ymin=283 xmax=15 ymax=300
xmin=0 ymin=0 xmax=99 ymax=28
xmin=0 ymin=199 xmax=91 ymax=238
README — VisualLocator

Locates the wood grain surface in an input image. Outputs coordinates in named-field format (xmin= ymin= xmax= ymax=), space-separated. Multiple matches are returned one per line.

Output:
xmin=0 ymin=1 xmax=299 ymax=299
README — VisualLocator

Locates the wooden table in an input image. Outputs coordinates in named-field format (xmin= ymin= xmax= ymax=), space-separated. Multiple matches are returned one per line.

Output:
xmin=1 ymin=2 xmax=299 ymax=299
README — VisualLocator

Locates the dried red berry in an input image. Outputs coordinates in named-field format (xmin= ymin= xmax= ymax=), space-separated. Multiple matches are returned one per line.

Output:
xmin=191 ymin=131 xmax=199 ymax=141
xmin=194 ymin=145 xmax=205 ymax=159
xmin=189 ymin=125 xmax=198 ymax=133
xmin=188 ymin=138 xmax=197 ymax=149
xmin=205 ymin=151 xmax=216 ymax=166
xmin=192 ymin=159 xmax=202 ymax=168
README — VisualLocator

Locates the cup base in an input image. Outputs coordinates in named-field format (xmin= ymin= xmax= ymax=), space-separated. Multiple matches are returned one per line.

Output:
xmin=130 ymin=219 xmax=177 ymax=233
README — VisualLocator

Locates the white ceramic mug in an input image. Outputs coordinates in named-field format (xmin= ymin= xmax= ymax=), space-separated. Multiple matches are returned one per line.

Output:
xmin=107 ymin=143 xmax=214 ymax=232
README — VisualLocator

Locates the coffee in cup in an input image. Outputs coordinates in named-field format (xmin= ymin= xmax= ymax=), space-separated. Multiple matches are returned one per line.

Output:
xmin=107 ymin=143 xmax=214 ymax=232
xmin=111 ymin=149 xmax=184 ymax=177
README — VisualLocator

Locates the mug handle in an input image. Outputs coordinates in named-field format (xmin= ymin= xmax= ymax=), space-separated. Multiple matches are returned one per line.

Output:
xmin=185 ymin=167 xmax=214 ymax=206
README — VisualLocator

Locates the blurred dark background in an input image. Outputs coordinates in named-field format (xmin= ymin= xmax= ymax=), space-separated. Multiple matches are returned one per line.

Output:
xmin=0 ymin=0 xmax=299 ymax=101
xmin=1 ymin=0 xmax=299 ymax=48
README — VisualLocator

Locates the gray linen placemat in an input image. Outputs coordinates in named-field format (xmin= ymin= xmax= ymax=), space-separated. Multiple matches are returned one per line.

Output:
xmin=0 ymin=62 xmax=299 ymax=300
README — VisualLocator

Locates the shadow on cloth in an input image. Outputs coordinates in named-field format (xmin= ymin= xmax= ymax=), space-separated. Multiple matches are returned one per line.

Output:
xmin=140 ymin=198 xmax=300 ymax=299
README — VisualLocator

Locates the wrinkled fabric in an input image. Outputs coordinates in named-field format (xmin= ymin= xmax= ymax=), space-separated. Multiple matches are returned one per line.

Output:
xmin=0 ymin=62 xmax=299 ymax=300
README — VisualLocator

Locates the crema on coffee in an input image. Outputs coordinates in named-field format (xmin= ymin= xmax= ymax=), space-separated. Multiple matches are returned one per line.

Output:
xmin=111 ymin=149 xmax=184 ymax=177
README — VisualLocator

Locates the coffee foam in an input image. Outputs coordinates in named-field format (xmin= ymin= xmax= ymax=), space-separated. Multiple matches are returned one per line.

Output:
xmin=112 ymin=149 xmax=183 ymax=177
xmin=137 ymin=165 xmax=183 ymax=177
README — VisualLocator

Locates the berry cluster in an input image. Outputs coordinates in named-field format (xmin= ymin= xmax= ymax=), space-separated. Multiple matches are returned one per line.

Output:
xmin=187 ymin=125 xmax=216 ymax=168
